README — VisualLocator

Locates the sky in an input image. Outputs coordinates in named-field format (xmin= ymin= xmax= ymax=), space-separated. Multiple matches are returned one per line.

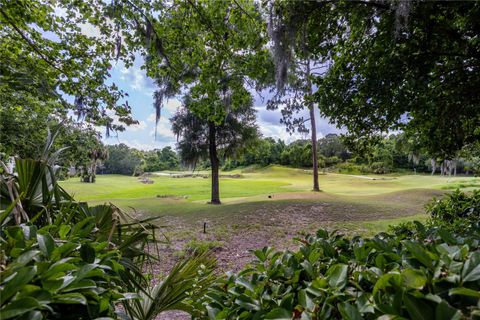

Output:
xmin=102 ymin=56 xmax=343 ymax=151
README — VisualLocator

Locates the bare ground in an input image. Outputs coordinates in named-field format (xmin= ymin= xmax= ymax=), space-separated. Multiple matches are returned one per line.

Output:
xmin=151 ymin=189 xmax=442 ymax=319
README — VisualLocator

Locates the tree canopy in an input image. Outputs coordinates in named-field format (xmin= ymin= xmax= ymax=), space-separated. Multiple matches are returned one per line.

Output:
xmin=306 ymin=1 xmax=480 ymax=159
xmin=0 ymin=0 xmax=137 ymax=132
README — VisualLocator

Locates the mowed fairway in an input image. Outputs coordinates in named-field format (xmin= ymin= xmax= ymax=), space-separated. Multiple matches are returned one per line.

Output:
xmin=61 ymin=166 xmax=480 ymax=271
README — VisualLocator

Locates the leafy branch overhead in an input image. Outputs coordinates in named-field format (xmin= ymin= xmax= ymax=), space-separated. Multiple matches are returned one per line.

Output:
xmin=0 ymin=0 xmax=137 ymax=133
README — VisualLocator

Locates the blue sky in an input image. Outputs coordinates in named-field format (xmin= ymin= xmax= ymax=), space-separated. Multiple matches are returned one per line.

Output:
xmin=103 ymin=56 xmax=343 ymax=151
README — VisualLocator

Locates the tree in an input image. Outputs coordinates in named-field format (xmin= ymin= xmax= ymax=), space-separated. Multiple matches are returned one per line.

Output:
xmin=171 ymin=96 xmax=258 ymax=204
xmin=143 ymin=147 xmax=179 ymax=172
xmin=124 ymin=0 xmax=269 ymax=204
xmin=0 ymin=0 xmax=138 ymax=133
xmin=304 ymin=1 xmax=480 ymax=162
xmin=317 ymin=134 xmax=350 ymax=160
xmin=81 ymin=146 xmax=109 ymax=183
xmin=0 ymin=103 xmax=105 ymax=179
xmin=265 ymin=1 xmax=329 ymax=191
xmin=103 ymin=144 xmax=143 ymax=176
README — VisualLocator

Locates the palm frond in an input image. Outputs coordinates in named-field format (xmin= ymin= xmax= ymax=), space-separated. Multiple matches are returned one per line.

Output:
xmin=123 ymin=252 xmax=216 ymax=320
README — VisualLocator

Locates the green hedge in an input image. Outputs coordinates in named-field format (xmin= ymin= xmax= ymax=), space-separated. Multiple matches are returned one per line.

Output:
xmin=199 ymin=221 xmax=480 ymax=319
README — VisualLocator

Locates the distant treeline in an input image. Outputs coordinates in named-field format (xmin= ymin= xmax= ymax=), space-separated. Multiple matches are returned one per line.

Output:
xmin=101 ymin=133 xmax=479 ymax=176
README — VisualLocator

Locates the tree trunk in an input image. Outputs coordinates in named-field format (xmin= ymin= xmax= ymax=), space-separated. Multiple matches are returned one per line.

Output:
xmin=440 ymin=161 xmax=444 ymax=176
xmin=208 ymin=122 xmax=221 ymax=205
xmin=90 ymin=160 xmax=97 ymax=183
xmin=453 ymin=159 xmax=457 ymax=176
xmin=306 ymin=58 xmax=320 ymax=192
xmin=431 ymin=159 xmax=436 ymax=175
xmin=309 ymin=106 xmax=320 ymax=191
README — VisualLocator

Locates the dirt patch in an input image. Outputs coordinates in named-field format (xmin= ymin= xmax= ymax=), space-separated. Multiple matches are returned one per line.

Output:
xmin=148 ymin=190 xmax=438 ymax=319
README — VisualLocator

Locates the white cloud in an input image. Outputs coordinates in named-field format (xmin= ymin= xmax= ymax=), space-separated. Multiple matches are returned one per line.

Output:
xmin=80 ymin=23 xmax=102 ymax=38
xmin=116 ymin=55 xmax=156 ymax=96
xmin=146 ymin=99 xmax=182 ymax=123
xmin=164 ymin=98 xmax=182 ymax=113
xmin=128 ymin=120 xmax=147 ymax=132
xmin=147 ymin=113 xmax=157 ymax=123
xmin=149 ymin=117 xmax=175 ymax=139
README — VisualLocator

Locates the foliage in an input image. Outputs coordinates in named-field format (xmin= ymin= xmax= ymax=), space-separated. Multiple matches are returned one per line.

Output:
xmin=0 ymin=0 xmax=137 ymax=132
xmin=317 ymin=134 xmax=350 ymax=161
xmin=0 ymin=220 xmax=131 ymax=319
xmin=238 ymin=138 xmax=286 ymax=168
xmin=427 ymin=189 xmax=480 ymax=224
xmin=199 ymin=221 xmax=480 ymax=319
xmin=307 ymin=1 xmax=480 ymax=159
xmin=143 ymin=147 xmax=179 ymax=172
xmin=123 ymin=252 xmax=216 ymax=320
xmin=279 ymin=140 xmax=312 ymax=168
xmin=171 ymin=96 xmax=259 ymax=203
xmin=265 ymin=0 xmax=325 ymax=191
xmin=103 ymin=144 xmax=143 ymax=176
xmin=0 ymin=141 xmax=216 ymax=319
xmin=0 ymin=105 xmax=103 ymax=174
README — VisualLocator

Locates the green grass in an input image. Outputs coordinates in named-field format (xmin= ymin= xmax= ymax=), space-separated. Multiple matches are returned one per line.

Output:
xmin=61 ymin=173 xmax=295 ymax=202
xmin=60 ymin=165 xmax=478 ymax=232
xmin=62 ymin=166 xmax=479 ymax=221
xmin=62 ymin=165 xmax=477 ymax=201
xmin=60 ymin=166 xmax=479 ymax=269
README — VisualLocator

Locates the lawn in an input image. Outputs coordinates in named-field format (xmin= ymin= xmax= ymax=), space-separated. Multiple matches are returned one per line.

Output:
xmin=61 ymin=166 xmax=479 ymax=272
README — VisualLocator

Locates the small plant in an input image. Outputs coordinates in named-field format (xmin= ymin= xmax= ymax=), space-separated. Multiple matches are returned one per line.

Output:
xmin=0 ymin=133 xmax=216 ymax=320
xmin=198 ymin=222 xmax=480 ymax=319
xmin=0 ymin=222 xmax=129 ymax=319
xmin=426 ymin=189 xmax=480 ymax=223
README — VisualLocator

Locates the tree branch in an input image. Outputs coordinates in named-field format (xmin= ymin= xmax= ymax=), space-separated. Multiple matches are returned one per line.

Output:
xmin=0 ymin=8 xmax=65 ymax=75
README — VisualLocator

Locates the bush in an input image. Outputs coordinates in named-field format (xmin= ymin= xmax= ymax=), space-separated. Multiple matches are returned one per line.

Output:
xmin=1 ymin=155 xmax=215 ymax=319
xmin=199 ymin=221 xmax=480 ymax=319
xmin=369 ymin=161 xmax=392 ymax=174
xmin=426 ymin=189 xmax=480 ymax=223
xmin=325 ymin=156 xmax=342 ymax=167
xmin=337 ymin=162 xmax=369 ymax=174
xmin=0 ymin=222 xmax=128 ymax=319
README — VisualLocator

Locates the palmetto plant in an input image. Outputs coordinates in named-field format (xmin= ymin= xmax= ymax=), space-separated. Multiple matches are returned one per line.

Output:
xmin=0 ymin=130 xmax=216 ymax=319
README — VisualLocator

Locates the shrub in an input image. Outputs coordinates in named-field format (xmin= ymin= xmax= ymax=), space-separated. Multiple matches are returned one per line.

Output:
xmin=426 ymin=189 xmax=480 ymax=223
xmin=0 ymin=222 xmax=128 ymax=319
xmin=1 ymin=152 xmax=215 ymax=319
xmin=324 ymin=156 xmax=342 ymax=167
xmin=199 ymin=222 xmax=480 ymax=319
xmin=337 ymin=162 xmax=369 ymax=174
xmin=369 ymin=161 xmax=392 ymax=174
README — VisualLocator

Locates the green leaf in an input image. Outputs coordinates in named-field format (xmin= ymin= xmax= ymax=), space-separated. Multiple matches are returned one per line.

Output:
xmin=462 ymin=252 xmax=480 ymax=282
xmin=264 ymin=308 xmax=291 ymax=320
xmin=404 ymin=241 xmax=435 ymax=269
xmin=298 ymin=289 xmax=314 ymax=311
xmin=404 ymin=294 xmax=434 ymax=320
xmin=326 ymin=264 xmax=348 ymax=289
xmin=435 ymin=300 xmax=462 ymax=320
xmin=58 ymin=225 xmax=71 ymax=239
xmin=0 ymin=297 xmax=41 ymax=319
xmin=80 ymin=242 xmax=96 ymax=263
xmin=235 ymin=278 xmax=254 ymax=292
xmin=449 ymin=287 xmax=480 ymax=298
xmin=338 ymin=302 xmax=362 ymax=320
xmin=52 ymin=293 xmax=87 ymax=305
xmin=373 ymin=273 xmax=401 ymax=296
xmin=401 ymin=269 xmax=427 ymax=290
xmin=15 ymin=250 xmax=41 ymax=267
xmin=0 ymin=266 xmax=37 ymax=305
xmin=62 ymin=279 xmax=97 ymax=292
xmin=16 ymin=310 xmax=42 ymax=320
xmin=234 ymin=294 xmax=260 ymax=311
xmin=37 ymin=233 xmax=55 ymax=258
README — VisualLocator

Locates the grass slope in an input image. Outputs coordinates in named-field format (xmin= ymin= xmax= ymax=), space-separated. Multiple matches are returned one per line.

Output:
xmin=61 ymin=166 xmax=478 ymax=272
